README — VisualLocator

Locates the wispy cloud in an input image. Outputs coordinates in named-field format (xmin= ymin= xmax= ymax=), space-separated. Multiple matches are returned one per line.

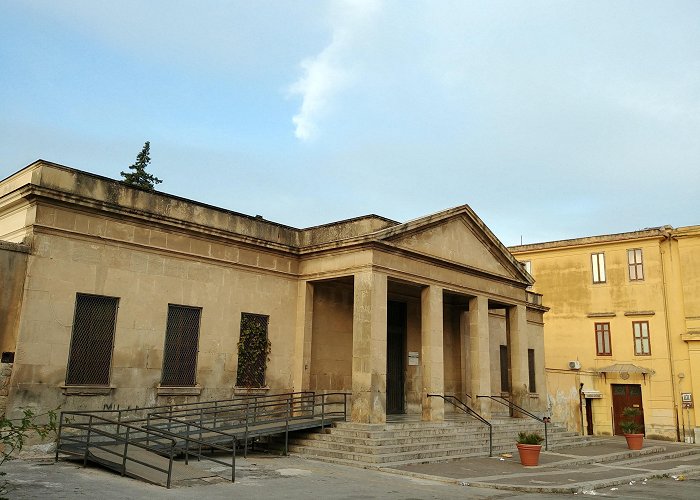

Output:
xmin=289 ymin=0 xmax=381 ymax=141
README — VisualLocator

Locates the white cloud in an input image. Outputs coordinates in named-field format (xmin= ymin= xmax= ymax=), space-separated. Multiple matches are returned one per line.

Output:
xmin=289 ymin=0 xmax=381 ymax=141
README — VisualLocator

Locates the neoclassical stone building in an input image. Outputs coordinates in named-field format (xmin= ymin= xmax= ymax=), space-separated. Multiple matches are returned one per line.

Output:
xmin=0 ymin=160 xmax=546 ymax=422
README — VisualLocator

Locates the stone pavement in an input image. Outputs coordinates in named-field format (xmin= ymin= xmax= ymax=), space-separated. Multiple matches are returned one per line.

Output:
xmin=3 ymin=436 xmax=699 ymax=498
xmin=385 ymin=436 xmax=700 ymax=493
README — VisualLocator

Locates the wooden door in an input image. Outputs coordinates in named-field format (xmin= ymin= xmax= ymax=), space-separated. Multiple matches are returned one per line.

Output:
xmin=386 ymin=301 xmax=406 ymax=414
xmin=585 ymin=398 xmax=594 ymax=435
xmin=612 ymin=384 xmax=644 ymax=435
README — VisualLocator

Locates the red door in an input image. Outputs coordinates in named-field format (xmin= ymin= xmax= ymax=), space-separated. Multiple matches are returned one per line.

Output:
xmin=612 ymin=384 xmax=644 ymax=435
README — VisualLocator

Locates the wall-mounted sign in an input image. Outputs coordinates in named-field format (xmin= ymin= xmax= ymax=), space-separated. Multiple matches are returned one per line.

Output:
xmin=682 ymin=393 xmax=693 ymax=408
xmin=408 ymin=351 xmax=419 ymax=366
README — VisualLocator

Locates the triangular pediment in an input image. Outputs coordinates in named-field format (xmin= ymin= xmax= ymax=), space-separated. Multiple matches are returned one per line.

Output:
xmin=384 ymin=215 xmax=523 ymax=280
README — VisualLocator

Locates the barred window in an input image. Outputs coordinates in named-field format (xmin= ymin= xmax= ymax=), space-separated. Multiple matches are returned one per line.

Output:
xmin=236 ymin=313 xmax=270 ymax=388
xmin=161 ymin=305 xmax=201 ymax=387
xmin=65 ymin=293 xmax=119 ymax=386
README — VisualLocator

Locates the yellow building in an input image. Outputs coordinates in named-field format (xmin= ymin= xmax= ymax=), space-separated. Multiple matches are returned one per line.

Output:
xmin=510 ymin=226 xmax=700 ymax=442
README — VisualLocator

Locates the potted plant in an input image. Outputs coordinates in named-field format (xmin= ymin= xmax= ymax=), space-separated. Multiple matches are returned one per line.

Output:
xmin=516 ymin=431 xmax=544 ymax=466
xmin=619 ymin=406 xmax=644 ymax=450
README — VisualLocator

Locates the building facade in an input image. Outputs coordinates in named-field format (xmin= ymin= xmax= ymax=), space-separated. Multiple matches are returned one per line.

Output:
xmin=0 ymin=160 xmax=547 ymax=423
xmin=510 ymin=226 xmax=700 ymax=442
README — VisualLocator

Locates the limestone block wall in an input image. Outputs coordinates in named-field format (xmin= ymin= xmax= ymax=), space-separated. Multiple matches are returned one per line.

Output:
xmin=6 ymin=230 xmax=299 ymax=417
xmin=309 ymin=282 xmax=353 ymax=391
xmin=442 ymin=304 xmax=463 ymax=401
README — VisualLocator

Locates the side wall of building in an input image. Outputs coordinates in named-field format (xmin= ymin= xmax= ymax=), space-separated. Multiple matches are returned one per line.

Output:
xmin=6 ymin=209 xmax=300 ymax=417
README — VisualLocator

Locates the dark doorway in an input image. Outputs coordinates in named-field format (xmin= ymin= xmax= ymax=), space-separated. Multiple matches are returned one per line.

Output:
xmin=387 ymin=301 xmax=406 ymax=414
xmin=612 ymin=384 xmax=644 ymax=435
xmin=585 ymin=398 xmax=594 ymax=435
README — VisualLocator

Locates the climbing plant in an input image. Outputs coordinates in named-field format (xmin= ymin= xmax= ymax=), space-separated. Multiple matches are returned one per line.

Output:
xmin=236 ymin=314 xmax=271 ymax=388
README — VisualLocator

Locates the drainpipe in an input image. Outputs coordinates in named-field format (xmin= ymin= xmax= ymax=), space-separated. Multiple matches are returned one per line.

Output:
xmin=659 ymin=230 xmax=681 ymax=442
xmin=579 ymin=383 xmax=585 ymax=436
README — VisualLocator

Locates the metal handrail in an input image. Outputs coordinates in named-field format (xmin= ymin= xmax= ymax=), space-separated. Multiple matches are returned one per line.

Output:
xmin=427 ymin=394 xmax=492 ymax=457
xmin=476 ymin=395 xmax=548 ymax=450
xmin=57 ymin=391 xmax=351 ymax=486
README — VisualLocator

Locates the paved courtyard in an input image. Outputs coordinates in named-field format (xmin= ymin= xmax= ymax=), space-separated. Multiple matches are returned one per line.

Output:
xmin=3 ymin=440 xmax=700 ymax=500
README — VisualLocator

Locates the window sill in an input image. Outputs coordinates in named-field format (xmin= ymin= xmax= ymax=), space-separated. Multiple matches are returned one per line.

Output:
xmin=157 ymin=385 xmax=202 ymax=396
xmin=61 ymin=385 xmax=115 ymax=396
xmin=234 ymin=386 xmax=270 ymax=396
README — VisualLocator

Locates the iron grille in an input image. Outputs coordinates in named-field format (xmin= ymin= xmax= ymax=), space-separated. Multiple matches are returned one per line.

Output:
xmin=161 ymin=305 xmax=201 ymax=387
xmin=236 ymin=313 xmax=269 ymax=388
xmin=65 ymin=294 xmax=119 ymax=385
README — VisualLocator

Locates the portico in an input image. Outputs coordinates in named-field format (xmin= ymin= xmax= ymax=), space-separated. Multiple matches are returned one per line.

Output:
xmin=291 ymin=206 xmax=547 ymax=424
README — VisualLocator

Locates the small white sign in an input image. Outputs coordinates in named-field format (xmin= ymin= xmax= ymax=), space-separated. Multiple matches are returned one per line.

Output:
xmin=408 ymin=351 xmax=419 ymax=366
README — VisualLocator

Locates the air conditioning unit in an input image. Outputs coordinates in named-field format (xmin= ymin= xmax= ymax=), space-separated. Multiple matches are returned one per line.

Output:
xmin=568 ymin=360 xmax=581 ymax=370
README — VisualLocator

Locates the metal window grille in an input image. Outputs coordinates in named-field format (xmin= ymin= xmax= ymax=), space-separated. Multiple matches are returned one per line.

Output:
xmin=236 ymin=313 xmax=269 ymax=388
xmin=161 ymin=305 xmax=201 ymax=386
xmin=65 ymin=294 xmax=119 ymax=386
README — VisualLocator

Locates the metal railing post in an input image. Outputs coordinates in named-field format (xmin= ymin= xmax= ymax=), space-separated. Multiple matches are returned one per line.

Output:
xmin=544 ymin=419 xmax=549 ymax=451
xmin=231 ymin=437 xmax=236 ymax=483
xmin=166 ymin=443 xmax=174 ymax=489
xmin=321 ymin=394 xmax=326 ymax=430
xmin=83 ymin=415 xmax=93 ymax=467
xmin=55 ymin=412 xmax=64 ymax=462
xmin=244 ymin=402 xmax=249 ymax=458
xmin=185 ymin=423 xmax=190 ymax=465
xmin=285 ymin=396 xmax=290 ymax=456
xmin=121 ymin=426 xmax=130 ymax=477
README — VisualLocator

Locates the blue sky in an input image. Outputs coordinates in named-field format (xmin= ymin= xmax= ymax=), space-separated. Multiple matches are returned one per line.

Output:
xmin=1 ymin=0 xmax=699 ymax=246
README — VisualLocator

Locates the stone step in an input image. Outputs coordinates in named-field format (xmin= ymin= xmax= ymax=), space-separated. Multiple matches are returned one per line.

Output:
xmin=288 ymin=439 xmax=487 ymax=455
xmin=287 ymin=443 xmax=491 ymax=464
xmin=293 ymin=431 xmax=490 ymax=446
xmin=285 ymin=417 xmax=592 ymax=467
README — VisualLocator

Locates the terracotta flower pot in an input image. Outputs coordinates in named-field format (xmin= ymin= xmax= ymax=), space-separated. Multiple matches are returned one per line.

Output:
xmin=516 ymin=443 xmax=542 ymax=466
xmin=624 ymin=433 xmax=644 ymax=450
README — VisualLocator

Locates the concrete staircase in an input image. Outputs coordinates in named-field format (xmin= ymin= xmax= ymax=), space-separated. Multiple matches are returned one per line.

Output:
xmin=287 ymin=417 xmax=592 ymax=468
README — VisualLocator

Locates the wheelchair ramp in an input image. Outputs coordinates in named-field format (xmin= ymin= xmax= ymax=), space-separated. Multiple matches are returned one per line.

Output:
xmin=57 ymin=391 xmax=350 ymax=488
xmin=87 ymin=444 xmax=219 ymax=487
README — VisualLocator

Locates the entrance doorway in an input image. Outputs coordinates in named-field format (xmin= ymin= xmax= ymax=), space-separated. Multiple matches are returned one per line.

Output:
xmin=612 ymin=384 xmax=644 ymax=435
xmin=386 ymin=301 xmax=406 ymax=414
xmin=585 ymin=398 xmax=594 ymax=435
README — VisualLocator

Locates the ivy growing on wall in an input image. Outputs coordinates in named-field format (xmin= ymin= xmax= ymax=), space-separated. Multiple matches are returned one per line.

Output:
xmin=236 ymin=313 xmax=271 ymax=388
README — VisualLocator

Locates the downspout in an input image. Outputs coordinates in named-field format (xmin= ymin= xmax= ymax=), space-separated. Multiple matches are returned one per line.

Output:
xmin=659 ymin=230 xmax=681 ymax=442
xmin=579 ymin=382 xmax=585 ymax=435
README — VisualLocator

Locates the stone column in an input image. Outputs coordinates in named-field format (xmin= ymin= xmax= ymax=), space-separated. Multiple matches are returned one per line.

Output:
xmin=508 ymin=304 xmax=529 ymax=411
xmin=351 ymin=270 xmax=387 ymax=423
xmin=421 ymin=285 xmax=444 ymax=421
xmin=469 ymin=295 xmax=491 ymax=416
xmin=460 ymin=310 xmax=470 ymax=403
xmin=292 ymin=281 xmax=313 ymax=393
